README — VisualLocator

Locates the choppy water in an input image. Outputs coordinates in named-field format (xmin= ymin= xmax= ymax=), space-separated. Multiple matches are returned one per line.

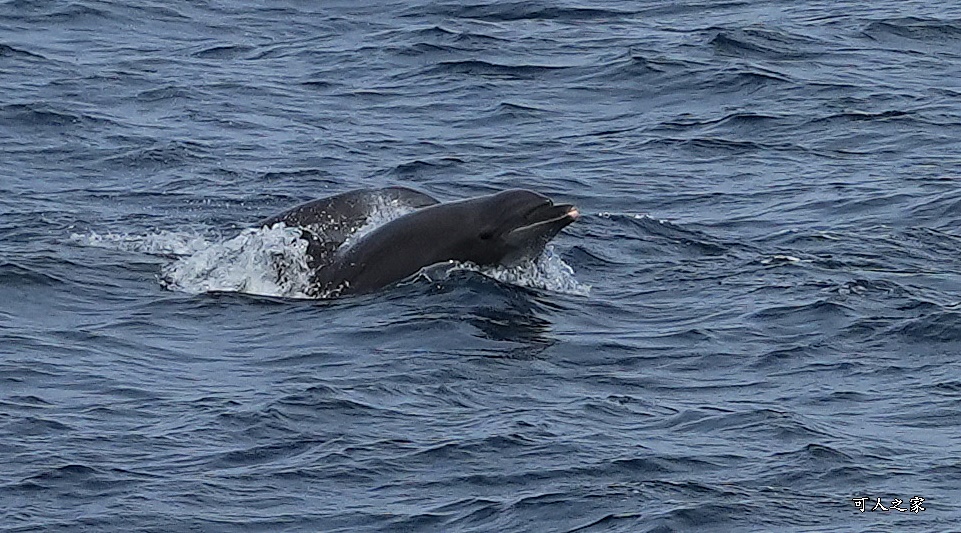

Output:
xmin=3 ymin=1 xmax=961 ymax=531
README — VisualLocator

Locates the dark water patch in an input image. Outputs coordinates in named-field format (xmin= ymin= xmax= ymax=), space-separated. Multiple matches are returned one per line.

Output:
xmin=2 ymin=395 xmax=53 ymax=408
xmin=191 ymin=44 xmax=256 ymax=60
xmin=42 ymin=2 xmax=119 ymax=25
xmin=464 ymin=310 xmax=555 ymax=350
xmin=135 ymin=85 xmax=193 ymax=102
xmin=213 ymin=405 xmax=304 ymax=435
xmin=392 ymin=25 xmax=513 ymax=49
xmin=24 ymin=464 xmax=99 ymax=485
xmin=709 ymin=27 xmax=824 ymax=61
xmin=385 ymin=157 xmax=467 ymax=179
xmin=892 ymin=311 xmax=961 ymax=344
xmin=0 ymin=43 xmax=48 ymax=60
xmin=462 ymin=101 xmax=555 ymax=128
xmin=808 ymin=109 xmax=916 ymax=125
xmin=748 ymin=300 xmax=859 ymax=337
xmin=678 ymin=136 xmax=792 ymax=154
xmin=907 ymin=188 xmax=961 ymax=224
xmin=1 ymin=416 xmax=73 ymax=436
xmin=581 ymin=396 xmax=660 ymax=420
xmin=842 ymin=317 xmax=899 ymax=342
xmin=755 ymin=459 xmax=879 ymax=491
xmin=416 ymin=59 xmax=570 ymax=80
xmin=207 ymin=439 xmax=323 ymax=471
xmin=184 ymin=395 xmax=244 ymax=411
xmin=0 ymin=262 xmax=69 ymax=287
xmin=117 ymin=3 xmax=189 ymax=22
xmin=641 ymin=327 xmax=716 ymax=346
xmin=750 ymin=344 xmax=818 ymax=369
xmin=580 ymin=53 xmax=695 ymax=87
xmin=665 ymin=407 xmax=832 ymax=443
xmin=808 ymin=390 xmax=873 ymax=405
xmin=606 ymin=454 xmax=723 ymax=476
xmin=299 ymin=78 xmax=339 ymax=91
xmin=427 ymin=497 xmax=503 ymax=531
xmin=577 ymin=122 xmax=646 ymax=139
xmin=343 ymin=88 xmax=407 ymax=102
xmin=380 ymin=512 xmax=451 ymax=532
xmin=698 ymin=111 xmax=795 ymax=133
xmin=257 ymin=167 xmax=337 ymax=184
xmin=709 ymin=67 xmax=794 ymax=88
xmin=407 ymin=434 xmax=538 ymax=463
xmin=405 ymin=25 xmax=462 ymax=39
xmin=647 ymin=502 xmax=763 ymax=532
xmin=97 ymin=141 xmax=213 ymax=171
xmin=494 ymin=101 xmax=551 ymax=117
xmin=0 ymin=103 xmax=111 ymax=131
xmin=97 ymin=385 xmax=161 ymax=401
xmin=411 ymin=2 xmax=637 ymax=23
xmin=276 ymin=386 xmax=382 ymax=413
xmin=896 ymin=226 xmax=961 ymax=255
xmin=931 ymin=380 xmax=961 ymax=394
xmin=564 ymin=244 xmax=617 ymax=270
xmin=0 ymin=358 xmax=62 ymax=384
xmin=565 ymin=512 xmax=644 ymax=532
xmin=395 ymin=41 xmax=466 ymax=58
xmin=14 ymin=465 xmax=161 ymax=501
xmin=771 ymin=443 xmax=855 ymax=464
xmin=449 ymin=32 xmax=514 ymax=48
xmin=807 ymin=254 xmax=909 ymax=276
xmin=924 ymin=462 xmax=961 ymax=477
xmin=201 ymin=81 xmax=283 ymax=100
xmin=626 ymin=216 xmax=731 ymax=256
xmin=894 ymin=405 xmax=961 ymax=429
xmin=864 ymin=17 xmax=961 ymax=43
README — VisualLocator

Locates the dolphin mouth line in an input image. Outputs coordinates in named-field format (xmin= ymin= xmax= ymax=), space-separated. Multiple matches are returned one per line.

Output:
xmin=511 ymin=203 xmax=579 ymax=235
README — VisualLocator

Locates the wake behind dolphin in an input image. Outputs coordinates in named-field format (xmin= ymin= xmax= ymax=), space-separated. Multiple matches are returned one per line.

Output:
xmin=257 ymin=187 xmax=579 ymax=297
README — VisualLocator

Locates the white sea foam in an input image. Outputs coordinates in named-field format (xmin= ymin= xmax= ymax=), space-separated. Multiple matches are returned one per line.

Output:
xmin=428 ymin=245 xmax=589 ymax=296
xmin=481 ymin=246 xmax=589 ymax=296
xmin=71 ymin=230 xmax=211 ymax=256
xmin=158 ymin=224 xmax=313 ymax=298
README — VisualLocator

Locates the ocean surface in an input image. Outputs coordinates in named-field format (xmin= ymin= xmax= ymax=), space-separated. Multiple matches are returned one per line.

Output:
xmin=3 ymin=1 xmax=961 ymax=531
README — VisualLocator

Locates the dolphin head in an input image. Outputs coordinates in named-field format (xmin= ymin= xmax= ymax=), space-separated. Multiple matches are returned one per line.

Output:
xmin=468 ymin=189 xmax=579 ymax=266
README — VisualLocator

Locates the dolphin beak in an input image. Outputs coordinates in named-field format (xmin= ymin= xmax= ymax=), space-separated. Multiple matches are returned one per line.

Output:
xmin=527 ymin=201 xmax=577 ymax=223
xmin=509 ymin=202 xmax=578 ymax=241
xmin=549 ymin=203 xmax=578 ymax=225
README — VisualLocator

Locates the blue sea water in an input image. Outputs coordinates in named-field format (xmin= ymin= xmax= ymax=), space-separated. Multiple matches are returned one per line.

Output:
xmin=3 ymin=0 xmax=961 ymax=531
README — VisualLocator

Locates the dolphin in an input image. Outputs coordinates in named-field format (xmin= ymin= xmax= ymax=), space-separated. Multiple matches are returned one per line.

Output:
xmin=259 ymin=187 xmax=579 ymax=296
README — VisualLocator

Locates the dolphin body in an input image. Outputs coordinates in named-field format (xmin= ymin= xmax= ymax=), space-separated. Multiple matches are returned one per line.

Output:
xmin=258 ymin=187 xmax=578 ymax=296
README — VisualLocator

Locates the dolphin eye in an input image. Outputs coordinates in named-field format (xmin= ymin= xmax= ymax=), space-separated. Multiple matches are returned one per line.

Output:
xmin=479 ymin=230 xmax=494 ymax=240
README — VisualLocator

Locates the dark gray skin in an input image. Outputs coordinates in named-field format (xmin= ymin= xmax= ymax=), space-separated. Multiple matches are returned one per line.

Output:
xmin=258 ymin=187 xmax=439 ymax=270
xmin=313 ymin=189 xmax=579 ymax=296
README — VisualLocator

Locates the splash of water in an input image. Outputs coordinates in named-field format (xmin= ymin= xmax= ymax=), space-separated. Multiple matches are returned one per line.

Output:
xmin=456 ymin=245 xmax=590 ymax=296
xmin=158 ymin=224 xmax=313 ymax=298
xmin=71 ymin=230 xmax=211 ymax=256
xmin=337 ymin=194 xmax=422 ymax=251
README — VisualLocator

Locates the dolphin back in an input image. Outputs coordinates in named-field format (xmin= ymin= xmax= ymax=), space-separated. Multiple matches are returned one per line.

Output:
xmin=256 ymin=186 xmax=439 ymax=270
